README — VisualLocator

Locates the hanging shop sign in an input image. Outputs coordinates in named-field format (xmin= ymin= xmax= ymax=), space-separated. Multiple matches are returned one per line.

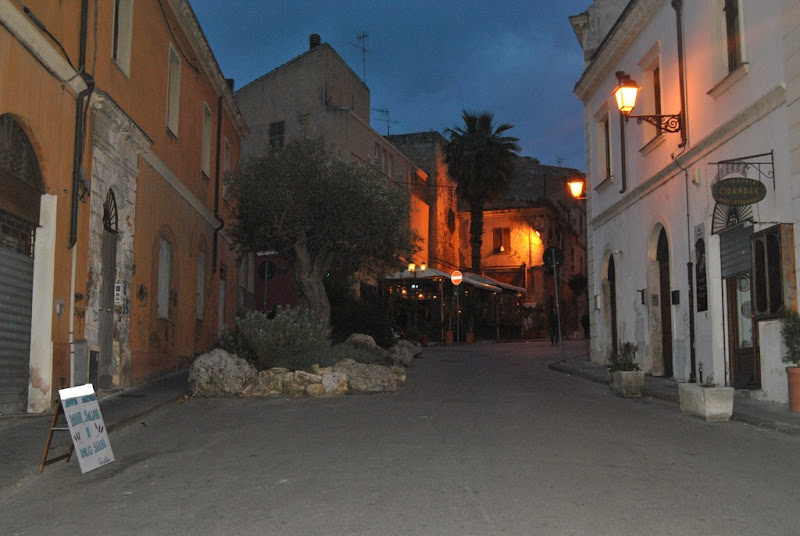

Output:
xmin=711 ymin=173 xmax=767 ymax=206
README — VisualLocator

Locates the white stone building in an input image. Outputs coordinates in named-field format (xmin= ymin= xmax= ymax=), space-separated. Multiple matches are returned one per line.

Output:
xmin=571 ymin=0 xmax=799 ymax=404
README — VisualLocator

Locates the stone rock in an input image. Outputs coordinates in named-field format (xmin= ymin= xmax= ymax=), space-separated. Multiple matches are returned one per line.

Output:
xmin=387 ymin=345 xmax=415 ymax=367
xmin=189 ymin=349 xmax=257 ymax=397
xmin=396 ymin=339 xmax=423 ymax=358
xmin=294 ymin=370 xmax=322 ymax=386
xmin=322 ymin=372 xmax=348 ymax=396
xmin=333 ymin=360 xmax=397 ymax=394
xmin=346 ymin=333 xmax=380 ymax=350
xmin=306 ymin=383 xmax=325 ymax=397
xmin=392 ymin=366 xmax=407 ymax=386
xmin=282 ymin=374 xmax=305 ymax=396
xmin=311 ymin=364 xmax=333 ymax=375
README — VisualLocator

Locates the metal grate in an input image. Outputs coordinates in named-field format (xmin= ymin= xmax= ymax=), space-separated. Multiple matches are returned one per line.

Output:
xmin=0 ymin=210 xmax=35 ymax=257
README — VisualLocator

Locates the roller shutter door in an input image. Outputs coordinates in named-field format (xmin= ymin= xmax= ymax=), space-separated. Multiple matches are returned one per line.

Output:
xmin=0 ymin=246 xmax=33 ymax=414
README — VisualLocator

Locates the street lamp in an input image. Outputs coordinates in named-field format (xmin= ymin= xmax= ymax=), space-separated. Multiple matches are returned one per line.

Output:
xmin=567 ymin=178 xmax=586 ymax=200
xmin=613 ymin=71 xmax=683 ymax=134
xmin=408 ymin=261 xmax=426 ymax=332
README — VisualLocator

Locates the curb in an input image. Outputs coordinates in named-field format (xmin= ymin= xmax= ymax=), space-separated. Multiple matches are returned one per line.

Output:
xmin=549 ymin=360 xmax=800 ymax=437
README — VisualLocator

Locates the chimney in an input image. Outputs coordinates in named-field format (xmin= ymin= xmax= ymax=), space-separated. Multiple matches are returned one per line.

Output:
xmin=309 ymin=33 xmax=321 ymax=50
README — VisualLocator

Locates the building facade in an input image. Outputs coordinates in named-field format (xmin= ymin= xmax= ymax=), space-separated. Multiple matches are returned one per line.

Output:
xmin=457 ymin=158 xmax=588 ymax=337
xmin=0 ymin=0 xmax=247 ymax=413
xmin=235 ymin=35 xmax=455 ymax=311
xmin=572 ymin=0 xmax=799 ymax=404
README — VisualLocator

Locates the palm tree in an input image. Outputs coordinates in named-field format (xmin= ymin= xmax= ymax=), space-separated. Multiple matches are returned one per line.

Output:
xmin=444 ymin=110 xmax=520 ymax=272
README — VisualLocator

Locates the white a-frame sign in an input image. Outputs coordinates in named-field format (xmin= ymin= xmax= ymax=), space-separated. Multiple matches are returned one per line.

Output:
xmin=58 ymin=384 xmax=115 ymax=473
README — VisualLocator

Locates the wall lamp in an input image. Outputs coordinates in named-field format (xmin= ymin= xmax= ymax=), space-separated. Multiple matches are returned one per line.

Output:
xmin=613 ymin=71 xmax=682 ymax=134
xmin=567 ymin=178 xmax=586 ymax=200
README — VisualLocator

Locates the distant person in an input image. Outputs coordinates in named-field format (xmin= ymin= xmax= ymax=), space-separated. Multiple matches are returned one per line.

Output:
xmin=582 ymin=312 xmax=590 ymax=339
xmin=549 ymin=306 xmax=559 ymax=346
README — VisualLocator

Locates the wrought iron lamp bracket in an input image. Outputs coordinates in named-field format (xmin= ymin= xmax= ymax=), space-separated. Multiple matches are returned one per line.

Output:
xmin=625 ymin=113 xmax=682 ymax=133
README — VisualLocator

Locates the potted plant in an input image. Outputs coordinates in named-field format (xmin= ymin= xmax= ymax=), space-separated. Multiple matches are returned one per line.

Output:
xmin=780 ymin=310 xmax=800 ymax=412
xmin=678 ymin=366 xmax=734 ymax=421
xmin=609 ymin=342 xmax=644 ymax=397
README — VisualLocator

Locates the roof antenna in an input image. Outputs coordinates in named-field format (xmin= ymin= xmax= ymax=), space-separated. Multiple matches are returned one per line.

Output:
xmin=372 ymin=108 xmax=399 ymax=135
xmin=351 ymin=32 xmax=369 ymax=83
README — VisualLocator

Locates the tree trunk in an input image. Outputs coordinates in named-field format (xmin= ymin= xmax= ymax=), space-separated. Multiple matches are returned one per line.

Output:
xmin=291 ymin=241 xmax=331 ymax=327
xmin=469 ymin=200 xmax=484 ymax=272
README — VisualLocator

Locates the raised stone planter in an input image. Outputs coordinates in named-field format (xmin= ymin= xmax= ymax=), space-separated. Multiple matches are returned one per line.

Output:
xmin=610 ymin=370 xmax=644 ymax=398
xmin=679 ymin=383 xmax=734 ymax=421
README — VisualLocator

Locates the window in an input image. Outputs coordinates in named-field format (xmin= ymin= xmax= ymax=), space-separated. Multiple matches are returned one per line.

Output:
xmin=493 ymin=227 xmax=511 ymax=254
xmin=166 ymin=45 xmax=181 ymax=135
xmin=157 ymin=238 xmax=172 ymax=319
xmin=112 ymin=0 xmax=134 ymax=75
xmin=201 ymin=103 xmax=213 ymax=177
xmin=638 ymin=42 xmax=663 ymax=143
xmin=711 ymin=0 xmax=746 ymax=88
xmin=724 ymin=0 xmax=742 ymax=73
xmin=751 ymin=224 xmax=795 ymax=319
xmin=269 ymin=121 xmax=284 ymax=148
xmin=595 ymin=110 xmax=612 ymax=182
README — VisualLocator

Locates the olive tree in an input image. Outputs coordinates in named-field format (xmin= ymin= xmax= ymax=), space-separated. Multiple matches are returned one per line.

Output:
xmin=228 ymin=137 xmax=415 ymax=327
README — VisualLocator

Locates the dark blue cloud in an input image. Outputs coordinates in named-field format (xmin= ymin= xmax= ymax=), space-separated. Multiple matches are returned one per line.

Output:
xmin=192 ymin=0 xmax=591 ymax=169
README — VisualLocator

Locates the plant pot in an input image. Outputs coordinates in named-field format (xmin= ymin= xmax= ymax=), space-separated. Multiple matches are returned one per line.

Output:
xmin=610 ymin=370 xmax=644 ymax=397
xmin=787 ymin=366 xmax=800 ymax=412
xmin=679 ymin=383 xmax=734 ymax=421
xmin=465 ymin=332 xmax=475 ymax=344
xmin=444 ymin=330 xmax=454 ymax=345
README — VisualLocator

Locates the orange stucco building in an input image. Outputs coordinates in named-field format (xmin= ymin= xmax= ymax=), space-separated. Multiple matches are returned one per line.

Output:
xmin=0 ymin=0 xmax=247 ymax=413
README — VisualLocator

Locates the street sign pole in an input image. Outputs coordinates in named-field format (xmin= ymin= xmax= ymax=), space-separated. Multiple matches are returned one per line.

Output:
xmin=451 ymin=271 xmax=462 ymax=343
xmin=552 ymin=256 xmax=564 ymax=363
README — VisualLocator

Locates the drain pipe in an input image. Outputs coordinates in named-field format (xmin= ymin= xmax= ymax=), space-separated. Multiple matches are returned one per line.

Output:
xmin=212 ymin=94 xmax=224 ymax=272
xmin=69 ymin=0 xmax=93 ymax=388
xmin=673 ymin=0 xmax=695 ymax=381
xmin=68 ymin=0 xmax=94 ymax=248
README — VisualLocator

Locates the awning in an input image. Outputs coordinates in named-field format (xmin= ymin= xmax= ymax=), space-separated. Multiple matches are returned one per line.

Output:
xmin=462 ymin=272 xmax=526 ymax=294
xmin=385 ymin=268 xmax=451 ymax=281
xmin=385 ymin=269 xmax=525 ymax=294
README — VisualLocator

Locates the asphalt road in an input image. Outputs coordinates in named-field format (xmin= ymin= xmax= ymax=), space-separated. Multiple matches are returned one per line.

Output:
xmin=3 ymin=341 xmax=799 ymax=535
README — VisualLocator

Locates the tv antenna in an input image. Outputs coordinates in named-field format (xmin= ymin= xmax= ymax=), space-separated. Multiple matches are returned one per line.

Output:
xmin=372 ymin=108 xmax=399 ymax=135
xmin=351 ymin=32 xmax=369 ymax=83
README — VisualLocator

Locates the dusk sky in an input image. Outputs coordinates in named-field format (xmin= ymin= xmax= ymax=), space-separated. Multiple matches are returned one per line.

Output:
xmin=191 ymin=1 xmax=592 ymax=171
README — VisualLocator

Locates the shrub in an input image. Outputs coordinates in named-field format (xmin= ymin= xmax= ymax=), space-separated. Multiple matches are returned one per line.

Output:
xmin=300 ymin=342 xmax=391 ymax=370
xmin=214 ymin=309 xmax=330 ymax=370
xmin=609 ymin=341 xmax=640 ymax=372
xmin=780 ymin=311 xmax=800 ymax=366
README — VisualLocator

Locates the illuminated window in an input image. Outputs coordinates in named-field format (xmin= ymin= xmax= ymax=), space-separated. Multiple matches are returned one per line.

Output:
xmin=493 ymin=227 xmax=510 ymax=254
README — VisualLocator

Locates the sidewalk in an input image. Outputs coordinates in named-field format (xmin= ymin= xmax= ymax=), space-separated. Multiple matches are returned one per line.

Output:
xmin=0 ymin=370 xmax=189 ymax=491
xmin=549 ymin=356 xmax=800 ymax=436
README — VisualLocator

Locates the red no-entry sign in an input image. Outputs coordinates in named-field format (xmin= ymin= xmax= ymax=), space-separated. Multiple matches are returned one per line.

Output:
xmin=451 ymin=270 xmax=463 ymax=285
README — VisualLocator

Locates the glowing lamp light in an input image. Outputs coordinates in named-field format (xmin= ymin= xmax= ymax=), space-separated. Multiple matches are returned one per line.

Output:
xmin=613 ymin=71 xmax=640 ymax=115
xmin=567 ymin=179 xmax=586 ymax=200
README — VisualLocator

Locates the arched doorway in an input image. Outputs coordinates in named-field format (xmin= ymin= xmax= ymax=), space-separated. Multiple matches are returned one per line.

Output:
xmin=0 ymin=115 xmax=44 ymax=413
xmin=96 ymin=190 xmax=118 ymax=389
xmin=657 ymin=229 xmax=674 ymax=377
